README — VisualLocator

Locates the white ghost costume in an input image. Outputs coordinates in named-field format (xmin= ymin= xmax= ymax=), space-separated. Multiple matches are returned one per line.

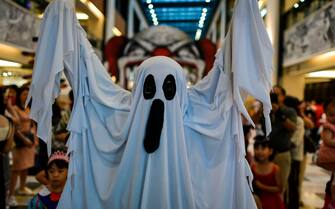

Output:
xmin=27 ymin=0 xmax=273 ymax=208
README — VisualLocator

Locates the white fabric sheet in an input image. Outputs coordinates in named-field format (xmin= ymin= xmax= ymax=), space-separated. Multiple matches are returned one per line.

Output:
xmin=27 ymin=0 xmax=273 ymax=208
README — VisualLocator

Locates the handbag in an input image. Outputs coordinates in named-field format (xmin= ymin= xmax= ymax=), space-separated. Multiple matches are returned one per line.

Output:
xmin=316 ymin=143 xmax=335 ymax=172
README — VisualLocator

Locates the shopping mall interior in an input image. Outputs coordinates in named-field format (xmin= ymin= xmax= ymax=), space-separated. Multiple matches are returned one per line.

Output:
xmin=0 ymin=0 xmax=335 ymax=209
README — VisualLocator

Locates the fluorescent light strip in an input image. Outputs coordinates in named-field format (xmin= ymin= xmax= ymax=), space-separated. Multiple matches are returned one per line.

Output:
xmin=0 ymin=60 xmax=22 ymax=68
xmin=80 ymin=0 xmax=103 ymax=19
xmin=112 ymin=27 xmax=122 ymax=36
xmin=306 ymin=70 xmax=335 ymax=78
xmin=76 ymin=12 xmax=89 ymax=20
xmin=195 ymin=29 xmax=202 ymax=40
xmin=258 ymin=0 xmax=264 ymax=9
xmin=39 ymin=12 xmax=89 ymax=20
xmin=260 ymin=8 xmax=267 ymax=17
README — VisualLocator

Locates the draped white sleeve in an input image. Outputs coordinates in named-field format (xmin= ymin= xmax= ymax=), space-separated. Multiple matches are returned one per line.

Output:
xmin=27 ymin=0 xmax=133 ymax=208
xmin=183 ymin=0 xmax=273 ymax=208
xmin=26 ymin=0 xmax=75 ymax=153
xmin=26 ymin=0 xmax=132 ymax=155
xmin=187 ymin=0 xmax=273 ymax=136
xmin=227 ymin=0 xmax=273 ymax=135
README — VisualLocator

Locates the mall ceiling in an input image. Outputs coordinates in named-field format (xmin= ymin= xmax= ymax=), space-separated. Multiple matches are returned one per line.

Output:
xmin=140 ymin=0 xmax=220 ymax=39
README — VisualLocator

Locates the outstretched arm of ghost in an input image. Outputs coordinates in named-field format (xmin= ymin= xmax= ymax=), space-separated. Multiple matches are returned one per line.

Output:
xmin=27 ymin=0 xmax=131 ymax=154
xmin=186 ymin=0 xmax=273 ymax=137
xmin=26 ymin=0 xmax=75 ymax=153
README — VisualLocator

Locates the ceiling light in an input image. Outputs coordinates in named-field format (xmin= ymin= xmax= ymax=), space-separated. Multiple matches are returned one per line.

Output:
xmin=258 ymin=0 xmax=264 ymax=9
xmin=80 ymin=0 xmax=103 ymax=19
xmin=205 ymin=0 xmax=211 ymax=2
xmin=320 ymin=51 xmax=335 ymax=58
xmin=195 ymin=29 xmax=202 ymax=40
xmin=200 ymin=16 xmax=206 ymax=21
xmin=300 ymin=0 xmax=305 ymax=2
xmin=146 ymin=0 xmax=152 ymax=3
xmin=306 ymin=70 xmax=335 ymax=78
xmin=150 ymin=9 xmax=155 ymax=14
xmin=198 ymin=23 xmax=204 ymax=28
xmin=153 ymin=22 xmax=158 ymax=26
xmin=0 ymin=60 xmax=22 ymax=68
xmin=112 ymin=27 xmax=122 ymax=36
xmin=202 ymin=8 xmax=207 ymax=13
xmin=294 ymin=3 xmax=299 ymax=8
xmin=148 ymin=4 xmax=154 ymax=9
xmin=7 ymin=72 xmax=12 ymax=76
xmin=151 ymin=13 xmax=157 ymax=18
xmin=76 ymin=12 xmax=89 ymax=20
xmin=260 ymin=8 xmax=267 ymax=17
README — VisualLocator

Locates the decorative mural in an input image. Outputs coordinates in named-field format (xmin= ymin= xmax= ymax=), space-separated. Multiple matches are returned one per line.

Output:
xmin=105 ymin=26 xmax=217 ymax=89
xmin=284 ymin=1 xmax=335 ymax=67
xmin=0 ymin=0 xmax=40 ymax=51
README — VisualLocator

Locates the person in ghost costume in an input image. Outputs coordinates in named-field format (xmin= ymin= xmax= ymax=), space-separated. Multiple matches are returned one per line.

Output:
xmin=27 ymin=0 xmax=273 ymax=208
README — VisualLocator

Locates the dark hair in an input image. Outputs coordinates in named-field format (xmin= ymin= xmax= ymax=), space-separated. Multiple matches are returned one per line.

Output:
xmin=16 ymin=86 xmax=29 ymax=110
xmin=323 ymin=97 xmax=335 ymax=112
xmin=69 ymin=90 xmax=74 ymax=103
xmin=45 ymin=159 xmax=69 ymax=179
xmin=270 ymin=93 xmax=278 ymax=104
xmin=254 ymin=135 xmax=271 ymax=148
xmin=5 ymin=85 xmax=18 ymax=93
xmin=243 ymin=125 xmax=253 ymax=137
xmin=52 ymin=102 xmax=62 ymax=127
xmin=254 ymin=135 xmax=275 ymax=161
xmin=284 ymin=96 xmax=300 ymax=114
xmin=273 ymin=85 xmax=286 ymax=96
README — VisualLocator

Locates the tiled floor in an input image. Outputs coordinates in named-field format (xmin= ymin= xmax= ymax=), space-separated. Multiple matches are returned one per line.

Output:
xmin=9 ymin=176 xmax=41 ymax=209
xmin=8 ymin=154 xmax=331 ymax=209
xmin=300 ymin=154 xmax=331 ymax=209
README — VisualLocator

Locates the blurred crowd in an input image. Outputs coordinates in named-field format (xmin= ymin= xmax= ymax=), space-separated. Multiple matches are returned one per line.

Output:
xmin=245 ymin=85 xmax=335 ymax=209
xmin=0 ymin=83 xmax=72 ymax=209
xmin=0 ymin=82 xmax=335 ymax=209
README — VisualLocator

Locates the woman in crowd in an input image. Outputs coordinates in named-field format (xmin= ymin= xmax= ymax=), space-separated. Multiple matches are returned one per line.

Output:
xmin=8 ymin=86 xmax=38 ymax=206
xmin=0 ymin=87 xmax=15 ymax=208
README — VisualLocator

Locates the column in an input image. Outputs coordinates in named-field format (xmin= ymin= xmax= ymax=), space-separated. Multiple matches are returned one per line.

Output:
xmin=127 ymin=0 xmax=135 ymax=38
xmin=219 ymin=0 xmax=226 ymax=46
xmin=211 ymin=24 xmax=217 ymax=43
xmin=105 ymin=0 xmax=116 ymax=43
xmin=265 ymin=0 xmax=280 ymax=84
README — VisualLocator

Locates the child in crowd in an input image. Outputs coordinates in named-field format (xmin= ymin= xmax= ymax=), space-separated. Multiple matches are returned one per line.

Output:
xmin=28 ymin=150 xmax=69 ymax=209
xmin=319 ymin=98 xmax=335 ymax=209
xmin=251 ymin=135 xmax=285 ymax=209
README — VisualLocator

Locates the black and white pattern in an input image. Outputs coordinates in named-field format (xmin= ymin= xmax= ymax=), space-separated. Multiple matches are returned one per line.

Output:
xmin=284 ymin=1 xmax=335 ymax=67
xmin=0 ymin=0 xmax=40 ymax=51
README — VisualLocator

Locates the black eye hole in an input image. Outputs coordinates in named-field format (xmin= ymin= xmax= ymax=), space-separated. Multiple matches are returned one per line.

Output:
xmin=163 ymin=74 xmax=176 ymax=100
xmin=143 ymin=74 xmax=156 ymax=100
